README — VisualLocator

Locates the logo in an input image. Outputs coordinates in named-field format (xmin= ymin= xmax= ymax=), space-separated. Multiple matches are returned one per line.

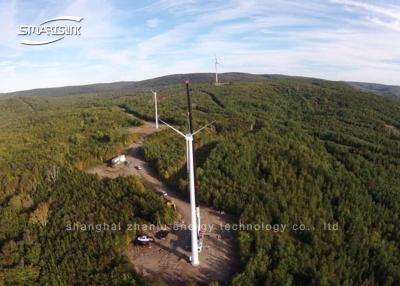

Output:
xmin=18 ymin=16 xmax=83 ymax=46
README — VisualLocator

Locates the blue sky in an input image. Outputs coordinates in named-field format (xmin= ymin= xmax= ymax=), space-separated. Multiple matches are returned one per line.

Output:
xmin=1 ymin=0 xmax=400 ymax=92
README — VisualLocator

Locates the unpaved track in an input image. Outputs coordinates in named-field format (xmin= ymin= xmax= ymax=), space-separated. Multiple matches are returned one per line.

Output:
xmin=87 ymin=121 xmax=239 ymax=285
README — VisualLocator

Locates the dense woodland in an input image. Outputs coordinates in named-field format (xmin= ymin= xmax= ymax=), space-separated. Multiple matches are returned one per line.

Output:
xmin=131 ymin=79 xmax=400 ymax=285
xmin=0 ymin=94 xmax=174 ymax=285
xmin=0 ymin=76 xmax=399 ymax=285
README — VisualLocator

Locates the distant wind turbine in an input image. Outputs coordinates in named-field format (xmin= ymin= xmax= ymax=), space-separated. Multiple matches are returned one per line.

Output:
xmin=151 ymin=90 xmax=159 ymax=129
xmin=214 ymin=56 xmax=220 ymax=85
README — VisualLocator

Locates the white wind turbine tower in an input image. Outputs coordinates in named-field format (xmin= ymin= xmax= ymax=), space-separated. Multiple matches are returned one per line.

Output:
xmin=151 ymin=90 xmax=159 ymax=129
xmin=214 ymin=56 xmax=220 ymax=85
xmin=159 ymin=80 xmax=215 ymax=266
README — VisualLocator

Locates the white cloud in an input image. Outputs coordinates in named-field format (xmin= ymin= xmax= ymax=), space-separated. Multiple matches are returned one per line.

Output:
xmin=330 ymin=0 xmax=400 ymax=31
xmin=146 ymin=18 xmax=161 ymax=28
xmin=0 ymin=0 xmax=19 ymax=48
xmin=331 ymin=0 xmax=400 ymax=20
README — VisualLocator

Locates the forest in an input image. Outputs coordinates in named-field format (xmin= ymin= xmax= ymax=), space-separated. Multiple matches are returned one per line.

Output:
xmin=0 ymin=94 xmax=174 ymax=285
xmin=129 ymin=79 xmax=400 ymax=285
xmin=0 ymin=76 xmax=399 ymax=285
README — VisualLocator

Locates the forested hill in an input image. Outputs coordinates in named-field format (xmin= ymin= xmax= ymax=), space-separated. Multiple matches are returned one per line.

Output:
xmin=2 ymin=72 xmax=400 ymax=100
xmin=0 ymin=73 xmax=270 ymax=97
xmin=124 ymin=78 xmax=400 ymax=285
xmin=0 ymin=75 xmax=399 ymax=285
xmin=349 ymin=81 xmax=400 ymax=99
xmin=0 ymin=88 xmax=175 ymax=285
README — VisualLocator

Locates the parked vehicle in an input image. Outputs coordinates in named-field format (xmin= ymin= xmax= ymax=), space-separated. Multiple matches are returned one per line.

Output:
xmin=135 ymin=165 xmax=142 ymax=170
xmin=155 ymin=230 xmax=169 ymax=239
xmin=158 ymin=190 xmax=167 ymax=197
xmin=135 ymin=235 xmax=153 ymax=246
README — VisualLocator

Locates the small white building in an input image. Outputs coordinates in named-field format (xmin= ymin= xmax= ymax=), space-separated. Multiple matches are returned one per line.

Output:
xmin=111 ymin=155 xmax=126 ymax=166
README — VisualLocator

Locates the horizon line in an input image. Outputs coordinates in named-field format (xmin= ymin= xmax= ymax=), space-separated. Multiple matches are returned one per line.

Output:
xmin=0 ymin=71 xmax=398 ymax=94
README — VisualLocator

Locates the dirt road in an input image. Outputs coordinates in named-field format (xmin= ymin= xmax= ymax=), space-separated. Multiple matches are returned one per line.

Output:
xmin=86 ymin=121 xmax=239 ymax=285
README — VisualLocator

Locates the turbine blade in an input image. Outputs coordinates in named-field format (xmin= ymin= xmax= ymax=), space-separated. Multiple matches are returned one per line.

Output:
xmin=192 ymin=120 xmax=216 ymax=135
xmin=159 ymin=119 xmax=186 ymax=137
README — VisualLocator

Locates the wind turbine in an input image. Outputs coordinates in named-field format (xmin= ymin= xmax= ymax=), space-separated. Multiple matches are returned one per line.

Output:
xmin=214 ymin=55 xmax=220 ymax=85
xmin=159 ymin=80 xmax=215 ymax=266
xmin=151 ymin=90 xmax=159 ymax=128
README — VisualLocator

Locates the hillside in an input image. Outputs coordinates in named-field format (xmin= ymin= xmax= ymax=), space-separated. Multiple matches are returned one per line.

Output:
xmin=350 ymin=82 xmax=400 ymax=99
xmin=0 ymin=76 xmax=399 ymax=285
xmin=0 ymin=94 xmax=175 ymax=285
xmin=124 ymin=78 xmax=400 ymax=285
xmin=2 ymin=73 xmax=399 ymax=100
xmin=0 ymin=73 xmax=268 ymax=97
